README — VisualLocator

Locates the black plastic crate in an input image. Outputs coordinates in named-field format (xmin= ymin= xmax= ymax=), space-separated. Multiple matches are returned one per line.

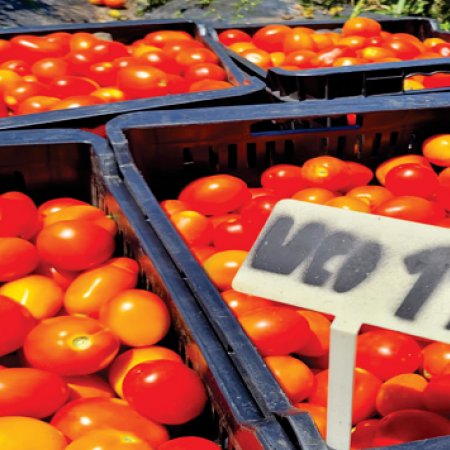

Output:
xmin=0 ymin=128 xmax=302 ymax=450
xmin=107 ymin=93 xmax=450 ymax=450
xmin=209 ymin=17 xmax=450 ymax=101
xmin=0 ymin=20 xmax=266 ymax=132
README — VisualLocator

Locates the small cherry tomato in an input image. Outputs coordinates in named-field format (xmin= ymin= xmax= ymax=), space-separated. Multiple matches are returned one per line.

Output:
xmin=240 ymin=48 xmax=273 ymax=69
xmin=38 ymin=198 xmax=88 ymax=218
xmin=346 ymin=186 xmax=394 ymax=211
xmin=87 ymin=62 xmax=118 ymax=87
xmin=252 ymin=25 xmax=291 ymax=53
xmin=303 ymin=156 xmax=352 ymax=191
xmin=203 ymin=250 xmax=248 ymax=291
xmin=343 ymin=18 xmax=382 ymax=38
xmin=213 ymin=218 xmax=260 ymax=251
xmin=337 ymin=35 xmax=368 ymax=50
xmin=221 ymin=290 xmax=273 ymax=318
xmin=117 ymin=66 xmax=168 ymax=99
xmin=374 ymin=196 xmax=436 ymax=224
xmin=219 ymin=29 xmax=252 ymax=46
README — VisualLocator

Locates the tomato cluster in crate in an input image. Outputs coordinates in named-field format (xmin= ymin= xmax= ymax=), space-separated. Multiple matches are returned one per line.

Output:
xmin=218 ymin=17 xmax=450 ymax=92
xmin=0 ymin=193 xmax=222 ymax=450
xmin=0 ymin=30 xmax=232 ymax=118
xmin=160 ymin=132 xmax=450 ymax=449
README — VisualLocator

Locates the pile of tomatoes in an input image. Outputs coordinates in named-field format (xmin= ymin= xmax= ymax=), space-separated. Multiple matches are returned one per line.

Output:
xmin=0 ymin=29 xmax=232 ymax=118
xmin=0 ymin=193 xmax=221 ymax=450
xmin=218 ymin=17 xmax=450 ymax=92
xmin=161 ymin=133 xmax=450 ymax=448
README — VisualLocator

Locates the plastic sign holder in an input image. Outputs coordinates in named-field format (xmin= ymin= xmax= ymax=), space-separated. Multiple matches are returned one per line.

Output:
xmin=233 ymin=199 xmax=450 ymax=450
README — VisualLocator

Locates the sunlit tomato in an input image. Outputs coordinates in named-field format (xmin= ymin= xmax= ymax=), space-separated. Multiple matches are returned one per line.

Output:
xmin=238 ymin=306 xmax=310 ymax=356
xmin=261 ymin=164 xmax=307 ymax=197
xmin=325 ymin=196 xmax=371 ymax=213
xmin=424 ymin=38 xmax=446 ymax=51
xmin=0 ymin=60 xmax=30 ymax=76
xmin=311 ymin=33 xmax=334 ymax=51
xmin=0 ymin=69 xmax=22 ymax=94
xmin=160 ymin=199 xmax=193 ymax=216
xmin=0 ymin=296 xmax=35 ymax=357
xmin=117 ymin=66 xmax=168 ymax=99
xmin=176 ymin=47 xmax=219 ymax=69
xmin=343 ymin=18 xmax=382 ymax=38
xmin=49 ymin=76 xmax=98 ymax=99
xmin=31 ymin=57 xmax=70 ymax=83
xmin=423 ymin=134 xmax=450 ymax=166
xmin=51 ymin=95 xmax=104 ymax=110
xmin=341 ymin=161 xmax=373 ymax=192
xmin=284 ymin=31 xmax=317 ymax=54
xmin=382 ymin=40 xmax=421 ymax=60
xmin=85 ymin=62 xmax=117 ymax=87
xmin=123 ymin=360 xmax=207 ymax=425
xmin=162 ymin=40 xmax=205 ymax=59
xmin=37 ymin=220 xmax=115 ymax=271
xmin=337 ymin=35 xmax=368 ymax=50
xmin=229 ymin=42 xmax=257 ymax=55
xmin=203 ymin=250 xmax=248 ymax=291
xmin=213 ymin=218 xmax=260 ymax=251
xmin=69 ymin=33 xmax=98 ymax=53
xmin=221 ymin=290 xmax=273 ymax=318
xmin=64 ymin=374 xmax=115 ymax=402
xmin=240 ymin=48 xmax=272 ymax=69
xmin=360 ymin=47 xmax=395 ymax=62
xmin=170 ymin=210 xmax=213 ymax=247
xmin=109 ymin=346 xmax=182 ymax=398
xmin=0 ymin=416 xmax=67 ymax=450
xmin=51 ymin=397 xmax=169 ymax=446
xmin=346 ymin=186 xmax=394 ymax=211
xmin=434 ymin=43 xmax=450 ymax=58
xmin=373 ymin=410 xmax=450 ymax=446
xmin=422 ymin=342 xmax=450 ymax=379
xmin=0 ymin=367 xmax=68 ymax=418
xmin=64 ymin=51 xmax=98 ymax=76
xmin=138 ymin=50 xmax=182 ymax=75
xmin=185 ymin=62 xmax=226 ymax=83
xmin=210 ymin=214 xmax=242 ymax=228
xmin=160 ymin=74 xmax=186 ymax=95
xmin=66 ymin=429 xmax=153 ymax=450
xmin=376 ymin=154 xmax=432 ymax=185
xmin=144 ymin=30 xmax=193 ymax=48
xmin=284 ymin=50 xmax=316 ymax=68
xmin=160 ymin=437 xmax=221 ymax=450
xmin=219 ymin=29 xmax=252 ymax=46
xmin=0 ymin=40 xmax=12 ymax=62
xmin=189 ymin=80 xmax=232 ymax=92
xmin=303 ymin=156 xmax=351 ymax=191
xmin=17 ymin=95 xmax=60 ymax=115
xmin=294 ymin=310 xmax=331 ymax=357
xmin=38 ymin=198 xmax=88 ymax=218
xmin=45 ymin=32 xmax=71 ymax=54
xmin=291 ymin=187 xmax=335 ymax=205
xmin=252 ymin=25 xmax=291 ymax=53
xmin=309 ymin=367 xmax=382 ymax=424
xmin=295 ymin=403 xmax=327 ymax=439
xmin=90 ymin=87 xmax=127 ymax=103
xmin=179 ymin=175 xmax=248 ymax=215
xmin=0 ymin=238 xmax=39 ymax=282
xmin=64 ymin=261 xmax=139 ymax=317
xmin=356 ymin=330 xmax=422 ymax=381
xmin=112 ymin=57 xmax=139 ymax=71
xmin=11 ymin=35 xmax=63 ymax=63
xmin=240 ymin=195 xmax=279 ymax=229
xmin=4 ymin=81 xmax=51 ymax=111
xmin=0 ymin=275 xmax=64 ymax=320
xmin=24 ymin=316 xmax=120 ymax=376
xmin=333 ymin=57 xmax=365 ymax=67
xmin=374 ymin=196 xmax=436 ymax=224
xmin=423 ymin=373 xmax=450 ymax=419
xmin=85 ymin=41 xmax=129 ymax=63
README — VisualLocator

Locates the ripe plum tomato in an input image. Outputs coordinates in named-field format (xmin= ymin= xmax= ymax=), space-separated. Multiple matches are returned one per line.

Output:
xmin=0 ymin=417 xmax=67 ymax=450
xmin=337 ymin=35 xmax=368 ymax=50
xmin=343 ymin=17 xmax=382 ymax=38
xmin=51 ymin=397 xmax=169 ymax=446
xmin=373 ymin=410 xmax=450 ymax=446
xmin=376 ymin=154 xmax=432 ymax=185
xmin=343 ymin=161 xmax=374 ymax=192
xmin=422 ymin=342 xmax=450 ymax=379
xmin=50 ymin=76 xmax=98 ymax=99
xmin=219 ymin=29 xmax=252 ymax=46
xmin=0 ymin=238 xmax=39 ymax=282
xmin=203 ymin=250 xmax=248 ymax=291
xmin=64 ymin=374 xmax=115 ymax=402
xmin=265 ymin=355 xmax=314 ymax=403
xmin=113 ymin=56 xmax=140 ymax=70
xmin=261 ymin=164 xmax=307 ymax=197
xmin=309 ymin=367 xmax=382 ymax=424
xmin=292 ymin=187 xmax=335 ymax=205
xmin=175 ymin=48 xmax=219 ymax=69
xmin=109 ymin=346 xmax=182 ymax=398
xmin=303 ymin=156 xmax=352 ymax=191
xmin=351 ymin=419 xmax=380 ymax=449
xmin=170 ymin=211 xmax=213 ymax=247
xmin=45 ymin=32 xmax=71 ymax=53
xmin=50 ymin=95 xmax=104 ymax=111
xmin=117 ymin=66 xmax=168 ymax=99
xmin=423 ymin=374 xmax=450 ymax=415
xmin=376 ymin=373 xmax=427 ymax=416
xmin=184 ymin=62 xmax=226 ymax=83
xmin=162 ymin=41 xmax=205 ymax=59
xmin=294 ymin=310 xmax=331 ymax=357
xmin=144 ymin=30 xmax=193 ymax=48
xmin=346 ymin=186 xmax=394 ymax=211
xmin=213 ymin=218 xmax=260 ymax=251
xmin=0 ymin=296 xmax=35 ymax=357
xmin=313 ymin=46 xmax=357 ymax=67
xmin=295 ymin=404 xmax=327 ymax=439
xmin=270 ymin=51 xmax=285 ymax=67
xmin=11 ymin=36 xmax=63 ymax=63
xmin=325 ymin=196 xmax=371 ymax=213
xmin=252 ymin=25 xmax=291 ymax=53
xmin=437 ymin=183 xmax=450 ymax=211
xmin=18 ymin=95 xmax=60 ymax=115
xmin=0 ymin=367 xmax=69 ymax=418
xmin=99 ymin=289 xmax=170 ymax=347
xmin=360 ymin=47 xmax=395 ymax=62
xmin=161 ymin=199 xmax=193 ymax=216
xmin=138 ymin=50 xmax=183 ymax=75
xmin=382 ymin=40 xmax=421 ymax=59
xmin=189 ymin=80 xmax=232 ymax=92
xmin=37 ymin=220 xmax=115 ymax=271
xmin=284 ymin=31 xmax=317 ymax=54
xmin=179 ymin=174 xmax=248 ymax=215
xmin=123 ymin=360 xmax=208 ymax=425
xmin=0 ymin=69 xmax=22 ymax=95
xmin=373 ymin=196 xmax=436 ymax=224
xmin=69 ymin=33 xmax=99 ymax=53
xmin=4 ymin=81 xmax=50 ymax=111
xmin=423 ymin=134 xmax=450 ymax=167
xmin=240 ymin=48 xmax=272 ymax=69
xmin=38 ymin=197 xmax=88 ymax=218
xmin=385 ymin=163 xmax=439 ymax=198
xmin=65 ymin=429 xmax=153 ymax=450
xmin=284 ymin=50 xmax=316 ymax=68
xmin=31 ymin=58 xmax=70 ymax=83
xmin=221 ymin=290 xmax=273 ymax=318
xmin=24 ymin=316 xmax=120 ymax=376
xmin=238 ymin=306 xmax=310 ymax=356
xmin=87 ymin=62 xmax=118 ymax=87
xmin=91 ymin=87 xmax=128 ymax=103
xmin=229 ymin=42 xmax=257 ymax=54
xmin=1 ymin=60 xmax=31 ymax=76
xmin=240 ymin=195 xmax=279 ymax=228
xmin=333 ymin=57 xmax=365 ymax=67
xmin=160 ymin=437 xmax=221 ymax=450
xmin=356 ymin=330 xmax=422 ymax=381
xmin=423 ymin=74 xmax=450 ymax=89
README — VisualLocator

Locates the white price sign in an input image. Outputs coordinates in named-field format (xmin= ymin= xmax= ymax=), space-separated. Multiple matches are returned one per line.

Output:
xmin=233 ymin=200 xmax=450 ymax=450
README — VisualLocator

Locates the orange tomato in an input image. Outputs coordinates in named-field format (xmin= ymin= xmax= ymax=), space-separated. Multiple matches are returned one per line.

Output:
xmin=221 ymin=289 xmax=273 ymax=318
xmin=0 ymin=69 xmax=22 ymax=95
xmin=91 ymin=87 xmax=128 ymax=103
xmin=270 ymin=52 xmax=286 ymax=67
xmin=189 ymin=80 xmax=233 ymax=92
xmin=345 ymin=186 xmax=393 ymax=211
xmin=284 ymin=31 xmax=317 ymax=54
xmin=424 ymin=38 xmax=446 ymax=50
xmin=65 ymin=429 xmax=153 ymax=450
xmin=376 ymin=154 xmax=432 ymax=185
xmin=423 ymin=134 xmax=450 ymax=167
xmin=252 ymin=25 xmax=292 ymax=53
xmin=404 ymin=79 xmax=424 ymax=90
xmin=361 ymin=47 xmax=396 ymax=62
xmin=38 ymin=198 xmax=88 ymax=219
xmin=241 ymin=48 xmax=272 ymax=69
xmin=295 ymin=403 xmax=327 ymax=439
xmin=203 ymin=250 xmax=248 ymax=291
xmin=229 ymin=42 xmax=256 ymax=54
xmin=291 ymin=187 xmax=336 ymax=205
xmin=343 ymin=18 xmax=382 ymax=38
xmin=295 ymin=310 xmax=331 ymax=357
xmin=99 ymin=289 xmax=171 ymax=347
xmin=333 ymin=57 xmax=365 ymax=67
xmin=337 ymin=35 xmax=368 ymax=50
xmin=311 ymin=34 xmax=334 ymax=51
xmin=0 ymin=237 xmax=39 ymax=282
xmin=64 ymin=374 xmax=116 ymax=401
xmin=302 ymin=156 xmax=352 ymax=191
xmin=109 ymin=346 xmax=183 ymax=398
xmin=284 ymin=50 xmax=316 ymax=69
xmin=191 ymin=245 xmax=218 ymax=264
xmin=34 ymin=260 xmax=81 ymax=291
xmin=170 ymin=210 xmax=213 ymax=247
xmin=144 ymin=30 xmax=193 ymax=48
xmin=422 ymin=342 xmax=450 ymax=379
xmin=160 ymin=199 xmax=193 ymax=216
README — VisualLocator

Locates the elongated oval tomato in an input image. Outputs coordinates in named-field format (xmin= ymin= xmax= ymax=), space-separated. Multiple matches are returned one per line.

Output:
xmin=65 ymin=429 xmax=153 ymax=450
xmin=38 ymin=198 xmax=89 ymax=219
xmin=0 ymin=238 xmax=39 ymax=282
xmin=0 ymin=193 xmax=39 ymax=239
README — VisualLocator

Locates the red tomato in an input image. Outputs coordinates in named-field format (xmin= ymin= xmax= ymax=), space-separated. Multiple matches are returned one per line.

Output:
xmin=160 ymin=199 xmax=192 ymax=216
xmin=291 ymin=187 xmax=335 ymax=205
xmin=261 ymin=164 xmax=307 ymax=197
xmin=203 ymin=250 xmax=248 ymax=291
xmin=34 ymin=260 xmax=80 ymax=291
xmin=1 ymin=60 xmax=31 ymax=76
xmin=17 ymin=95 xmax=60 ymax=115
xmin=91 ymin=87 xmax=127 ymax=103
xmin=45 ymin=32 xmax=71 ymax=54
xmin=295 ymin=310 xmax=331 ymax=357
xmin=87 ymin=62 xmax=118 ymax=87
xmin=162 ymin=41 xmax=205 ymax=59
xmin=11 ymin=35 xmax=63 ymax=63
xmin=284 ymin=31 xmax=317 ymax=54
xmin=346 ymin=186 xmax=394 ymax=211
xmin=252 ymin=25 xmax=291 ymax=53
xmin=382 ymin=40 xmax=421 ymax=60
xmin=342 ymin=161 xmax=374 ymax=192
xmin=325 ymin=196 xmax=371 ymax=213
xmin=160 ymin=437 xmax=221 ymax=450
xmin=213 ymin=218 xmax=260 ymax=251
xmin=85 ymin=41 xmax=129 ymax=63
xmin=69 ymin=33 xmax=98 ymax=53
xmin=309 ymin=367 xmax=382 ymax=424
xmin=50 ymin=95 xmax=104 ymax=110
xmin=284 ymin=50 xmax=316 ymax=69
xmin=240 ymin=195 xmax=279 ymax=229
xmin=373 ymin=196 xmax=436 ymax=224
xmin=376 ymin=154 xmax=432 ymax=185
xmin=51 ymin=397 xmax=169 ymax=446
xmin=50 ymin=76 xmax=98 ymax=99
xmin=184 ymin=62 xmax=226 ymax=83
xmin=0 ymin=192 xmax=39 ymax=239
xmin=175 ymin=48 xmax=219 ymax=69
xmin=351 ymin=419 xmax=380 ymax=449
xmin=144 ymin=31 xmax=193 ymax=48
xmin=218 ymin=29 xmax=252 ymax=46
xmin=117 ymin=66 xmax=168 ymax=99
xmin=0 ymin=367 xmax=68 ymax=418
xmin=191 ymin=245 xmax=218 ymax=265
xmin=138 ymin=50 xmax=182 ymax=75
xmin=422 ymin=342 xmax=450 ymax=379
xmin=356 ymin=330 xmax=422 ymax=381
xmin=313 ymin=46 xmax=357 ymax=67
xmin=343 ymin=18 xmax=382 ymax=38
xmin=123 ymin=360 xmax=208 ymax=425
xmin=437 ymin=183 xmax=450 ymax=211
xmin=240 ymin=48 xmax=272 ymax=69
xmin=303 ymin=156 xmax=352 ymax=191
xmin=238 ymin=306 xmax=311 ymax=356
xmin=65 ymin=429 xmax=152 ymax=450
xmin=24 ymin=316 xmax=120 ymax=376
xmin=221 ymin=290 xmax=273 ymax=318
xmin=0 ymin=238 xmax=39 ymax=282
xmin=0 ymin=40 xmax=13 ymax=62
xmin=170 ymin=210 xmax=213 ymax=247
xmin=31 ymin=58 xmax=70 ymax=83
xmin=112 ymin=56 xmax=140 ymax=70
xmin=210 ymin=214 xmax=242 ymax=228
xmin=189 ymin=80 xmax=232 ymax=92
xmin=38 ymin=198 xmax=88 ymax=219
xmin=4 ymin=81 xmax=51 ymax=111
xmin=337 ymin=35 xmax=368 ymax=50
xmin=228 ymin=42 xmax=257 ymax=54
xmin=0 ymin=296 xmax=35 ymax=357
xmin=423 ymin=374 xmax=450 ymax=415
xmin=332 ymin=57 xmax=365 ymax=67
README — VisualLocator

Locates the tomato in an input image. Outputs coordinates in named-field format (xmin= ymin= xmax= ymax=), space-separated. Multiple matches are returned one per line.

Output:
xmin=51 ymin=397 xmax=169 ymax=446
xmin=179 ymin=175 xmax=248 ymax=215
xmin=0 ymin=40 xmax=13 ymax=62
xmin=4 ymin=81 xmax=51 ymax=111
xmin=69 ymin=33 xmax=98 ymax=53
xmin=294 ymin=403 xmax=327 ymax=439
xmin=229 ymin=42 xmax=257 ymax=54
xmin=284 ymin=31 xmax=317 ymax=54
xmin=176 ymin=47 xmax=219 ymax=69
xmin=17 ymin=95 xmax=60 ymax=115
xmin=85 ymin=62 xmax=117 ymax=87
xmin=24 ymin=316 xmax=120 ymax=376
xmin=162 ymin=41 xmax=205 ymax=59
xmin=240 ymin=195 xmax=279 ymax=229
xmin=170 ymin=210 xmax=213 ymax=247
xmin=138 ymin=50 xmax=182 ymax=75
xmin=419 ymin=373 xmax=450 ymax=416
xmin=333 ymin=57 xmax=366 ymax=67
xmin=123 ymin=359 xmax=207 ymax=425
xmin=240 ymin=48 xmax=272 ymax=69
xmin=261 ymin=164 xmax=306 ymax=197
xmin=0 ymin=192 xmax=39 ymax=238
xmin=219 ymin=29 xmax=252 ymax=46
xmin=1 ymin=59 xmax=30 ymax=76
xmin=144 ymin=31 xmax=193 ymax=48
xmin=0 ymin=69 xmax=22 ymax=95
xmin=303 ymin=156 xmax=351 ymax=190
xmin=65 ymin=429 xmax=152 ymax=450
xmin=203 ymin=250 xmax=248 ymax=291
xmin=338 ymin=35 xmax=368 ymax=50
xmin=112 ymin=56 xmax=140 ymax=70
xmin=99 ymin=289 xmax=170 ymax=347
xmin=210 ymin=214 xmax=242 ymax=228
xmin=343 ymin=18 xmax=381 ymax=38
xmin=422 ymin=342 xmax=450 ymax=379
xmin=0 ymin=238 xmax=39 ymax=282
xmin=161 ymin=199 xmax=193 ymax=216
xmin=45 ymin=32 xmax=71 ymax=54
xmin=30 ymin=57 xmax=70 ymax=83
xmin=373 ymin=410 xmax=450 ymax=446
xmin=191 ymin=245 xmax=218 ymax=264
xmin=346 ymin=186 xmax=394 ymax=211
xmin=376 ymin=154 xmax=432 ymax=185
xmin=265 ymin=355 xmax=314 ymax=403
xmin=213 ymin=218 xmax=260 ymax=251
xmin=109 ymin=346 xmax=182 ymax=398
xmin=291 ymin=187 xmax=335 ymax=205
xmin=359 ymin=47 xmax=394 ymax=62
xmin=221 ymin=290 xmax=273 ymax=318
xmin=311 ymin=34 xmax=334 ymax=52
xmin=184 ymin=62 xmax=226 ymax=83
xmin=356 ymin=330 xmax=422 ymax=381
xmin=382 ymin=40 xmax=421 ymax=60
xmin=0 ymin=367 xmax=68 ymax=418
xmin=252 ymin=25 xmax=291 ymax=53
xmin=117 ymin=66 xmax=168 ymax=99
xmin=423 ymin=73 xmax=450 ymax=87
xmin=38 ymin=198 xmax=88 ymax=218
xmin=325 ymin=196 xmax=371 ymax=213
xmin=434 ymin=43 xmax=450 ymax=57
xmin=64 ymin=374 xmax=115 ymax=402
xmin=309 ymin=367 xmax=382 ymax=424
xmin=11 ymin=36 xmax=63 ymax=63
xmin=414 ymin=53 xmax=442 ymax=60
xmin=423 ymin=134 xmax=450 ymax=167
xmin=284 ymin=50 xmax=316 ymax=68
xmin=189 ymin=80 xmax=233 ymax=92
xmin=294 ymin=310 xmax=331 ymax=357
xmin=351 ymin=419 xmax=380 ymax=450
xmin=85 ymin=41 xmax=129 ymax=63
xmin=342 ymin=161 xmax=374 ymax=192
xmin=0 ymin=417 xmax=67 ymax=450
xmin=49 ymin=76 xmax=98 ymax=99
xmin=374 ymin=196 xmax=436 ymax=224
xmin=91 ymin=87 xmax=127 ymax=103
xmin=238 ymin=306 xmax=310 ymax=356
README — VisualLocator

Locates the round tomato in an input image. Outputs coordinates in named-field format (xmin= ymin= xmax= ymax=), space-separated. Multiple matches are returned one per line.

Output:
xmin=303 ymin=156 xmax=352 ymax=191
xmin=184 ymin=62 xmax=226 ymax=83
xmin=261 ymin=164 xmax=307 ymax=197
xmin=421 ymin=374 xmax=450 ymax=415
xmin=0 ymin=192 xmax=39 ymax=239
xmin=423 ymin=134 xmax=450 ymax=167
xmin=45 ymin=32 xmax=71 ymax=53
xmin=422 ymin=342 xmax=450 ymax=379
xmin=373 ymin=196 xmax=436 ymax=224
xmin=86 ymin=62 xmax=117 ymax=87
xmin=123 ymin=360 xmax=207 ymax=425
xmin=346 ymin=186 xmax=394 ymax=211
xmin=221 ymin=290 xmax=273 ymax=318
xmin=65 ymin=429 xmax=153 ymax=450
xmin=210 ymin=214 xmax=242 ymax=228
xmin=0 ymin=238 xmax=39 ymax=282
xmin=218 ymin=29 xmax=252 ymax=46
xmin=64 ymin=374 xmax=115 ymax=402
xmin=294 ymin=310 xmax=331 ymax=357
xmin=0 ymin=69 xmax=22 ymax=96
xmin=203 ymin=250 xmax=248 ymax=291
xmin=117 ymin=66 xmax=168 ymax=99
xmin=337 ymin=35 xmax=368 ymax=50
xmin=252 ymin=25 xmax=291 ymax=53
